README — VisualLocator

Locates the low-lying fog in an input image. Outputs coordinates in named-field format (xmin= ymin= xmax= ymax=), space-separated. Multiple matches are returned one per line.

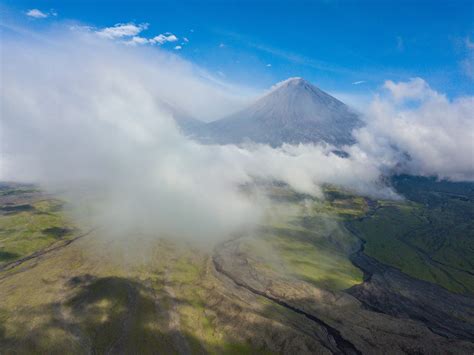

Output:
xmin=2 ymin=26 xmax=473 ymax=243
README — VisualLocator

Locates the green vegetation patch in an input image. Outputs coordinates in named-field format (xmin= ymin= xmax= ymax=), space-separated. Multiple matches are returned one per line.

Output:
xmin=264 ymin=232 xmax=363 ymax=290
xmin=318 ymin=185 xmax=369 ymax=219
xmin=0 ymin=196 xmax=76 ymax=266
xmin=349 ymin=175 xmax=474 ymax=294
xmin=254 ymin=186 xmax=366 ymax=291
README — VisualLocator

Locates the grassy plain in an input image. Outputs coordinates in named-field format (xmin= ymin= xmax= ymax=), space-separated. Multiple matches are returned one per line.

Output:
xmin=241 ymin=184 xmax=367 ymax=291
xmin=0 ymin=187 xmax=76 ymax=265
xmin=349 ymin=175 xmax=474 ymax=294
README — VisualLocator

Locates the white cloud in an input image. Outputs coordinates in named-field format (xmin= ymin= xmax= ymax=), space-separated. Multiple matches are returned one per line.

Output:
xmin=151 ymin=33 xmax=178 ymax=45
xmin=3 ymin=26 xmax=473 ymax=251
xmin=1 ymin=31 xmax=393 ymax=244
xmin=125 ymin=36 xmax=150 ymax=46
xmin=94 ymin=24 xmax=180 ymax=49
xmin=183 ymin=37 xmax=189 ymax=42
xmin=352 ymin=80 xmax=366 ymax=85
xmin=69 ymin=25 xmax=94 ymax=32
xmin=96 ymin=23 xmax=148 ymax=39
xmin=26 ymin=9 xmax=49 ymax=18
xmin=383 ymin=77 xmax=439 ymax=102
xmin=356 ymin=78 xmax=474 ymax=181
xmin=266 ymin=63 xmax=272 ymax=67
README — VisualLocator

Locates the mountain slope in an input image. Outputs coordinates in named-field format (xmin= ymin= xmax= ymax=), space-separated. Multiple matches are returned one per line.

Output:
xmin=157 ymin=99 xmax=206 ymax=136
xmin=204 ymin=77 xmax=363 ymax=147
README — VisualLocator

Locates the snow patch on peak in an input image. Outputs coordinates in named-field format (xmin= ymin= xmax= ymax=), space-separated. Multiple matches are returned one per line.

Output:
xmin=270 ymin=77 xmax=305 ymax=91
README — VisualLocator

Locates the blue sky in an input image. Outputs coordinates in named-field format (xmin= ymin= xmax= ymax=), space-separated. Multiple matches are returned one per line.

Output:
xmin=2 ymin=0 xmax=473 ymax=99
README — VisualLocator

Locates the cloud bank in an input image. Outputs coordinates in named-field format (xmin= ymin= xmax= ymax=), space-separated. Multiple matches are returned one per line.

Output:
xmin=356 ymin=78 xmax=474 ymax=181
xmin=1 ymin=28 xmax=392 ymax=243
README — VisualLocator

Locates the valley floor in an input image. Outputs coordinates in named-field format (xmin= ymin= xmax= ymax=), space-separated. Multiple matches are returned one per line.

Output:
xmin=0 ymin=179 xmax=473 ymax=354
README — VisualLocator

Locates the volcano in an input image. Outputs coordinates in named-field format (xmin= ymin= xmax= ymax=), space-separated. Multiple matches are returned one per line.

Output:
xmin=202 ymin=77 xmax=362 ymax=147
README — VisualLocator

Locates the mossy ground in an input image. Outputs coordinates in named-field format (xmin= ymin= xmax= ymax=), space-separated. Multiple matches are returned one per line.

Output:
xmin=233 ymin=186 xmax=367 ymax=292
xmin=0 ymin=194 xmax=76 ymax=265
xmin=0 ymin=232 xmax=273 ymax=354
xmin=1 ymin=177 xmax=473 ymax=353
xmin=348 ymin=175 xmax=474 ymax=294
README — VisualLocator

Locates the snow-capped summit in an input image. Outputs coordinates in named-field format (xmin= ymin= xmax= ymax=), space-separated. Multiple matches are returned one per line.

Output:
xmin=203 ymin=77 xmax=362 ymax=147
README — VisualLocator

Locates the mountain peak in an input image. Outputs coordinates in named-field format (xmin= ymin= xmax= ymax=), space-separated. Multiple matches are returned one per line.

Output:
xmin=203 ymin=77 xmax=363 ymax=147
xmin=282 ymin=77 xmax=305 ymax=84
xmin=271 ymin=77 xmax=307 ymax=90
xmin=269 ymin=77 xmax=332 ymax=100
